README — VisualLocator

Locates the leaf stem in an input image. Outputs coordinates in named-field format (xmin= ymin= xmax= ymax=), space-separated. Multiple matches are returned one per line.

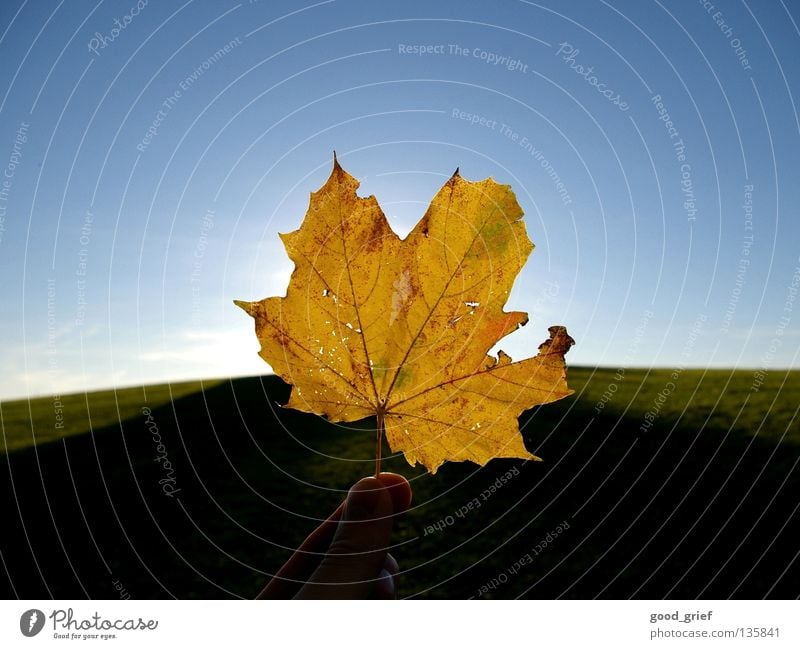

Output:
xmin=375 ymin=408 xmax=384 ymax=477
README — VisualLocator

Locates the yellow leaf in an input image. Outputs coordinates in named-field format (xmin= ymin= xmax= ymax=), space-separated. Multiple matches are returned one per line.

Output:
xmin=236 ymin=156 xmax=574 ymax=473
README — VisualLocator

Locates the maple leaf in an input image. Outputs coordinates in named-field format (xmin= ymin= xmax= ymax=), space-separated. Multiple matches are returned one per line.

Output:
xmin=236 ymin=156 xmax=574 ymax=473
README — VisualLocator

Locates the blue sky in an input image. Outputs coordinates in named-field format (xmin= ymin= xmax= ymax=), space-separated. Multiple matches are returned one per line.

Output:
xmin=0 ymin=0 xmax=798 ymax=400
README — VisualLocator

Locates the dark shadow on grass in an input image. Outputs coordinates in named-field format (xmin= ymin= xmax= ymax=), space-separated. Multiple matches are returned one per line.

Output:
xmin=0 ymin=374 xmax=797 ymax=599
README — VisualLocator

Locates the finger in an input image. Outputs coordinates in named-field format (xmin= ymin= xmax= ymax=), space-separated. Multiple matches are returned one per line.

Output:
xmin=296 ymin=476 xmax=394 ymax=598
xmin=372 ymin=554 xmax=399 ymax=600
xmin=258 ymin=473 xmax=411 ymax=599
xmin=384 ymin=553 xmax=399 ymax=576
xmin=373 ymin=569 xmax=396 ymax=600
xmin=256 ymin=501 xmax=345 ymax=599
xmin=376 ymin=472 xmax=412 ymax=514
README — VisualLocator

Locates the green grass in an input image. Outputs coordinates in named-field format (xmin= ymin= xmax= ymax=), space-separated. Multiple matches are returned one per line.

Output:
xmin=567 ymin=366 xmax=800 ymax=445
xmin=0 ymin=379 xmax=225 ymax=453
xmin=1 ymin=367 xmax=797 ymax=599
xmin=4 ymin=368 xmax=795 ymax=455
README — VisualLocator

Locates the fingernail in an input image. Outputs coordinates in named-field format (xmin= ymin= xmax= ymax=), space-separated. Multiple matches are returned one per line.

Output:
xmin=378 ymin=569 xmax=396 ymax=599
xmin=346 ymin=480 xmax=382 ymax=520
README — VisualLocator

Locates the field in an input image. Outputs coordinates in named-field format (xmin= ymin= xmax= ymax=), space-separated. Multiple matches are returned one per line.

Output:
xmin=1 ymin=367 xmax=798 ymax=598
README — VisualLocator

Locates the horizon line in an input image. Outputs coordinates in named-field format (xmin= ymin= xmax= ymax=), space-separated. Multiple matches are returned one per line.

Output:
xmin=2 ymin=364 xmax=798 ymax=405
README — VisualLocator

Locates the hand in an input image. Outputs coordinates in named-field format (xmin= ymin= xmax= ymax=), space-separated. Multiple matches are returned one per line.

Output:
xmin=257 ymin=472 xmax=412 ymax=599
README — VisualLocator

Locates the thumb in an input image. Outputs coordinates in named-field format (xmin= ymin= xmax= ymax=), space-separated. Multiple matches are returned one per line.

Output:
xmin=296 ymin=476 xmax=394 ymax=599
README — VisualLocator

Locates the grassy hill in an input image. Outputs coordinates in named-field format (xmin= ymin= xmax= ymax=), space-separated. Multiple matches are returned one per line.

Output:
xmin=0 ymin=380 xmax=225 ymax=453
xmin=1 ymin=367 xmax=797 ymax=598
